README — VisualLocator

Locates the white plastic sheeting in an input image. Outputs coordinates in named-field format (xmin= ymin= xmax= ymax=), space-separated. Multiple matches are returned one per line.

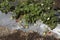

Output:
xmin=0 ymin=11 xmax=21 ymax=30
xmin=20 ymin=20 xmax=51 ymax=35
xmin=52 ymin=24 xmax=60 ymax=38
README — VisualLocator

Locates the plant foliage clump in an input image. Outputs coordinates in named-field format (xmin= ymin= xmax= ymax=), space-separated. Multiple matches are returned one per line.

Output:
xmin=0 ymin=0 xmax=59 ymax=29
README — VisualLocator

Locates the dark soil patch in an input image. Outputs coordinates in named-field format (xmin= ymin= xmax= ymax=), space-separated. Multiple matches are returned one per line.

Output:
xmin=0 ymin=30 xmax=60 ymax=40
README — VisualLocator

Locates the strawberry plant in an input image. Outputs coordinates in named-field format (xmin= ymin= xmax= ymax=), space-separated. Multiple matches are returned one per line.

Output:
xmin=0 ymin=0 xmax=59 ymax=29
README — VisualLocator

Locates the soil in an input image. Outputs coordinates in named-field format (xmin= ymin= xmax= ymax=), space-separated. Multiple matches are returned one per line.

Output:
xmin=0 ymin=29 xmax=60 ymax=40
xmin=0 ymin=27 xmax=11 ymax=37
